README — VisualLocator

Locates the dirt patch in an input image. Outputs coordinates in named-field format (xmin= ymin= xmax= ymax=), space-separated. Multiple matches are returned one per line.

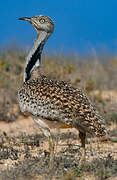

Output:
xmin=0 ymin=115 xmax=117 ymax=180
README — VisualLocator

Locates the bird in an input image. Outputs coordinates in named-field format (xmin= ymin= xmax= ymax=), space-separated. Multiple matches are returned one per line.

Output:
xmin=18 ymin=15 xmax=107 ymax=169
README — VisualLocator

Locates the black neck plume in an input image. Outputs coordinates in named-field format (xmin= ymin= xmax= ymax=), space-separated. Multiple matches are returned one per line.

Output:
xmin=24 ymin=31 xmax=51 ymax=82
xmin=25 ymin=42 xmax=43 ymax=82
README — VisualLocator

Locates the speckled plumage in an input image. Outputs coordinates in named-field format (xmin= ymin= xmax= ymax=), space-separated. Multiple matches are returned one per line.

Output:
xmin=18 ymin=74 xmax=106 ymax=136
xmin=18 ymin=15 xmax=107 ymax=168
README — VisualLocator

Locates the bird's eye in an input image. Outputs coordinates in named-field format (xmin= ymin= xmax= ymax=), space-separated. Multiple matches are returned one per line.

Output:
xmin=39 ymin=18 xmax=45 ymax=24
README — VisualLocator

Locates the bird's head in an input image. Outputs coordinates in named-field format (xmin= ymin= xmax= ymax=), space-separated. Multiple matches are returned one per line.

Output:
xmin=19 ymin=15 xmax=54 ymax=34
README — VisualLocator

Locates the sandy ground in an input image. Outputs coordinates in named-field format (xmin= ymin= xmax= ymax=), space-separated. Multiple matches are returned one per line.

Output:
xmin=0 ymin=90 xmax=117 ymax=180
xmin=0 ymin=116 xmax=117 ymax=180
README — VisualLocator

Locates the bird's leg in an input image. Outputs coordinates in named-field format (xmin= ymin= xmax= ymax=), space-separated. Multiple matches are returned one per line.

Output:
xmin=79 ymin=131 xmax=86 ymax=165
xmin=33 ymin=116 xmax=55 ymax=169
xmin=48 ymin=135 xmax=55 ymax=169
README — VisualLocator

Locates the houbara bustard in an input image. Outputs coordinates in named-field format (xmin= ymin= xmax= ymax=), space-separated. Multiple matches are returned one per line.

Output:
xmin=18 ymin=15 xmax=107 ymax=169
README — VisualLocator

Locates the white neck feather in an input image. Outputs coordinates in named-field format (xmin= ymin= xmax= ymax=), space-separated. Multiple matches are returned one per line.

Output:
xmin=24 ymin=31 xmax=51 ymax=82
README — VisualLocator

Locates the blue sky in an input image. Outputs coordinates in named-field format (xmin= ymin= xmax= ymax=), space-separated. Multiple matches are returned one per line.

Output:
xmin=0 ymin=0 xmax=117 ymax=54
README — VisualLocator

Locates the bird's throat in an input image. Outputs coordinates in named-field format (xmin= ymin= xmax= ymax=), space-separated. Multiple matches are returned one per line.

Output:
xmin=24 ymin=31 xmax=50 ymax=82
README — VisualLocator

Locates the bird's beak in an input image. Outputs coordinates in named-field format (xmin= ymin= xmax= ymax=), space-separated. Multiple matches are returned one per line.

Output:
xmin=19 ymin=16 xmax=39 ymax=33
xmin=19 ymin=17 xmax=34 ymax=27
xmin=19 ymin=17 xmax=31 ymax=22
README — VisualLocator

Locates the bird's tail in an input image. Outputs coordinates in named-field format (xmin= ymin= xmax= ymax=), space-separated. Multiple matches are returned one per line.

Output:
xmin=94 ymin=115 xmax=109 ymax=141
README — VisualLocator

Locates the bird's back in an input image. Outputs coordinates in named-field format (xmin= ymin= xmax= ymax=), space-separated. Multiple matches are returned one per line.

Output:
xmin=18 ymin=75 xmax=107 ymax=137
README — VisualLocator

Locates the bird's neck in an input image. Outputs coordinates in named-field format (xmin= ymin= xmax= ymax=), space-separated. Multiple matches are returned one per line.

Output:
xmin=24 ymin=31 xmax=50 ymax=82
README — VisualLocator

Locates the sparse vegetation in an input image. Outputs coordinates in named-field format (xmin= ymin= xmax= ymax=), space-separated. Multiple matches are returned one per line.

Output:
xmin=0 ymin=47 xmax=117 ymax=179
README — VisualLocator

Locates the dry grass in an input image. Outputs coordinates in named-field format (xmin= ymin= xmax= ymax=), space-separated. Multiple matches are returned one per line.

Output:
xmin=0 ymin=47 xmax=117 ymax=179
xmin=0 ymin=122 xmax=117 ymax=180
